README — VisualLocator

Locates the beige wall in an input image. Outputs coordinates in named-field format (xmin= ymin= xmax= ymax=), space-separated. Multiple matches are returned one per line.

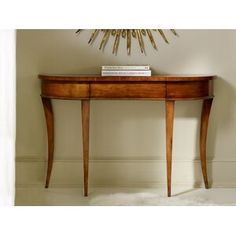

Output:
xmin=16 ymin=30 xmax=236 ymax=188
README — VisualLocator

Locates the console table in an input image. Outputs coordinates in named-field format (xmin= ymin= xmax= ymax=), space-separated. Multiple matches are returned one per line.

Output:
xmin=39 ymin=74 xmax=215 ymax=197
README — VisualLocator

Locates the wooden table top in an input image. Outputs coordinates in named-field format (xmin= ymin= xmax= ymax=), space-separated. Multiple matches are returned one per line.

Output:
xmin=38 ymin=74 xmax=216 ymax=82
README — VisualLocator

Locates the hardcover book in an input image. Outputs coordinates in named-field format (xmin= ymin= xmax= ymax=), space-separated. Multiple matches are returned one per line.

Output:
xmin=101 ymin=65 xmax=150 ymax=71
xmin=101 ymin=70 xmax=151 ymax=76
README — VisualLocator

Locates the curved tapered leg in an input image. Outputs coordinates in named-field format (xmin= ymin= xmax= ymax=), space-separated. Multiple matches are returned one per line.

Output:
xmin=41 ymin=97 xmax=54 ymax=188
xmin=200 ymin=98 xmax=213 ymax=189
xmin=81 ymin=100 xmax=90 ymax=197
xmin=165 ymin=100 xmax=175 ymax=197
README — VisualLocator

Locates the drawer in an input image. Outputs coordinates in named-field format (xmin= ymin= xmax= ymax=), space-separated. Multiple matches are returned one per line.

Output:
xmin=41 ymin=81 xmax=89 ymax=99
xmin=90 ymin=83 xmax=166 ymax=99
xmin=166 ymin=81 xmax=211 ymax=99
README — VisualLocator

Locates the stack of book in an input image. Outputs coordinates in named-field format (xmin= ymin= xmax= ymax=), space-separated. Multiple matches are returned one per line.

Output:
xmin=101 ymin=65 xmax=151 ymax=76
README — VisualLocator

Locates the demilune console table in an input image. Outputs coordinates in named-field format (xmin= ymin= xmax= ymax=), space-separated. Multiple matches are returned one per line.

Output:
xmin=39 ymin=74 xmax=215 ymax=197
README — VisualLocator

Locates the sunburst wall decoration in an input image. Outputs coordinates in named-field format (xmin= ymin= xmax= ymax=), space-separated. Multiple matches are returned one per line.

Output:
xmin=76 ymin=29 xmax=178 ymax=55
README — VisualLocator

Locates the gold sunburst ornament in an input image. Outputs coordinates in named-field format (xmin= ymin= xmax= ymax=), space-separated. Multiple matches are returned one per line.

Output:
xmin=76 ymin=29 xmax=178 ymax=55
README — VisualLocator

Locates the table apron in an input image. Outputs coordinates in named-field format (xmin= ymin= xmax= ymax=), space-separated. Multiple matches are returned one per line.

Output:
xmin=41 ymin=80 xmax=214 ymax=100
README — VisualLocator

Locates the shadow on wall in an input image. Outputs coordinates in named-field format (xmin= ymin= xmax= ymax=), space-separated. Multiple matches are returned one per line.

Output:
xmin=90 ymin=100 xmax=165 ymax=159
xmin=168 ymin=76 xmax=235 ymax=190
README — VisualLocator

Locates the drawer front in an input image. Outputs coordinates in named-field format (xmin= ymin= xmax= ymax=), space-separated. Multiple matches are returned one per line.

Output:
xmin=91 ymin=83 xmax=166 ymax=99
xmin=166 ymin=81 xmax=211 ymax=99
xmin=41 ymin=81 xmax=89 ymax=99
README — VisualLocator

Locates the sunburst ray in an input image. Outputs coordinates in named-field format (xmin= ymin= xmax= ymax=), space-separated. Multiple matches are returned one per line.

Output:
xmin=76 ymin=29 xmax=178 ymax=55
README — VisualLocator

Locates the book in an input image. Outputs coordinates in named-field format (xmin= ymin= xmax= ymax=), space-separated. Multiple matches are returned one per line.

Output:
xmin=101 ymin=70 xmax=151 ymax=76
xmin=101 ymin=65 xmax=150 ymax=71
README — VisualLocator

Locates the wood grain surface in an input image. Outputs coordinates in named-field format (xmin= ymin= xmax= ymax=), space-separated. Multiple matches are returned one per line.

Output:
xmin=39 ymin=74 xmax=215 ymax=197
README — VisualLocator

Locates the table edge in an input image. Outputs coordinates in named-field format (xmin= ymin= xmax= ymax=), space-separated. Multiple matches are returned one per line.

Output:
xmin=38 ymin=74 xmax=217 ymax=82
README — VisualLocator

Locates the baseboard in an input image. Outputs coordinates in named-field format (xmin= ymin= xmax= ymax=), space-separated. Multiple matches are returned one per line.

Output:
xmin=16 ymin=157 xmax=236 ymax=188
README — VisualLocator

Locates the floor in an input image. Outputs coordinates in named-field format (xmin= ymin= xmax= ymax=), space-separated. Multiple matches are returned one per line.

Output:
xmin=15 ymin=187 xmax=236 ymax=206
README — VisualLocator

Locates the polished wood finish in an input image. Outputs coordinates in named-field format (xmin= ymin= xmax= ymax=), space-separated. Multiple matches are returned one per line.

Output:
xmin=91 ymin=83 xmax=166 ymax=99
xmin=165 ymin=100 xmax=175 ymax=197
xmin=200 ymin=98 xmax=213 ymax=189
xmin=41 ymin=81 xmax=89 ymax=99
xmin=167 ymin=81 xmax=210 ymax=99
xmin=41 ymin=97 xmax=54 ymax=188
xmin=39 ymin=74 xmax=215 ymax=197
xmin=39 ymin=74 xmax=215 ymax=82
xmin=81 ymin=100 xmax=90 ymax=196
